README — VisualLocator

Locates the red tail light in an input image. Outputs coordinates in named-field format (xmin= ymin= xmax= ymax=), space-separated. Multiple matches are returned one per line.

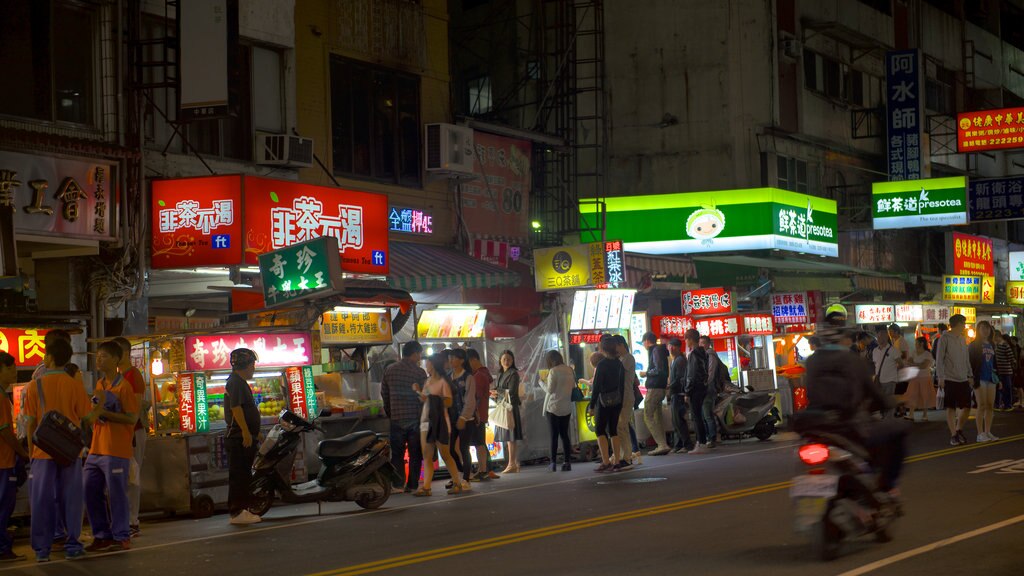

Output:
xmin=798 ymin=443 xmax=830 ymax=465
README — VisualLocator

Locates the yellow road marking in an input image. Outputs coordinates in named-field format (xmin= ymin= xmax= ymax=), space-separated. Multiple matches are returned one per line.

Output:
xmin=310 ymin=434 xmax=1023 ymax=576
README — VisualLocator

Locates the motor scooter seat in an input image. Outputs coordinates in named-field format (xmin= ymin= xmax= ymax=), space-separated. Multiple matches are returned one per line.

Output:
xmin=734 ymin=394 xmax=767 ymax=409
xmin=318 ymin=431 xmax=377 ymax=459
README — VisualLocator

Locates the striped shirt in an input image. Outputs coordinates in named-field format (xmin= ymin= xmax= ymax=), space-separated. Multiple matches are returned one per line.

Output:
xmin=381 ymin=358 xmax=427 ymax=423
xmin=995 ymin=342 xmax=1016 ymax=376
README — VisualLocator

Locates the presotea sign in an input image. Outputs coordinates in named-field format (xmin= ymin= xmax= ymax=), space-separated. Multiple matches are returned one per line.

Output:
xmin=872 ymin=176 xmax=967 ymax=229
xmin=581 ymin=188 xmax=837 ymax=257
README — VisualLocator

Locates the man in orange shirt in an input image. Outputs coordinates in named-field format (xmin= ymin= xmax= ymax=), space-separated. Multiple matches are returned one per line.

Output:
xmin=24 ymin=339 xmax=91 ymax=562
xmin=0 ymin=352 xmax=29 ymax=562
xmin=112 ymin=337 xmax=146 ymax=538
xmin=82 ymin=341 xmax=139 ymax=552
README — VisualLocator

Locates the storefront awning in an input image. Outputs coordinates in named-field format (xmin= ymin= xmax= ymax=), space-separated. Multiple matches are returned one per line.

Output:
xmin=626 ymin=253 xmax=696 ymax=286
xmin=772 ymin=276 xmax=854 ymax=293
xmin=693 ymin=255 xmax=905 ymax=295
xmin=388 ymin=242 xmax=520 ymax=291
xmin=852 ymin=274 xmax=906 ymax=294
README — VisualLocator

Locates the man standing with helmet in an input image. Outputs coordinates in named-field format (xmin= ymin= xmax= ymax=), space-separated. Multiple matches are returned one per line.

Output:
xmin=224 ymin=348 xmax=262 ymax=525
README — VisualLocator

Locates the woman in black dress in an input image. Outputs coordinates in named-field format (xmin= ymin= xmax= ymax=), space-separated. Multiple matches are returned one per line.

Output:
xmin=415 ymin=354 xmax=463 ymax=496
xmin=494 ymin=350 xmax=522 ymax=473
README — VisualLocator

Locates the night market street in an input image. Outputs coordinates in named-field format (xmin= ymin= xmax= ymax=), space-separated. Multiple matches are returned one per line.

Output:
xmin=8 ymin=412 xmax=1023 ymax=576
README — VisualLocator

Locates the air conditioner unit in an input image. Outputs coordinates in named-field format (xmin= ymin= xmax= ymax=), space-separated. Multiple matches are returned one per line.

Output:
xmin=425 ymin=123 xmax=475 ymax=175
xmin=255 ymin=134 xmax=314 ymax=168
xmin=780 ymin=37 xmax=801 ymax=60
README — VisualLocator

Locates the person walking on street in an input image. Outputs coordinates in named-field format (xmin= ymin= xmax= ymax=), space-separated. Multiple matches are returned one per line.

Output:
xmin=700 ymin=336 xmax=728 ymax=447
xmin=224 ymin=348 xmax=262 ymax=526
xmin=466 ymin=349 xmax=498 ymax=480
xmin=589 ymin=338 xmax=626 ymax=472
xmin=0 ymin=352 xmax=29 ymax=562
xmin=683 ymin=330 xmax=710 ymax=454
xmin=494 ymin=351 xmax=523 ymax=473
xmin=903 ymin=337 xmax=935 ymax=422
xmin=414 ymin=354 xmax=463 ymax=497
xmin=969 ymin=321 xmax=999 ymax=442
xmin=994 ymin=331 xmax=1016 ymax=412
xmin=1013 ymin=336 xmax=1024 ymax=409
xmin=447 ymin=349 xmax=476 ymax=491
xmin=936 ymin=314 xmax=974 ymax=445
xmin=612 ymin=336 xmax=638 ymax=467
xmin=112 ymin=337 xmax=146 ymax=538
xmin=24 ymin=339 xmax=91 ymax=562
xmin=82 ymin=341 xmax=139 ymax=552
xmin=541 ymin=350 xmax=575 ymax=471
xmin=639 ymin=332 xmax=671 ymax=456
xmin=667 ymin=339 xmax=693 ymax=454
xmin=872 ymin=325 xmax=900 ymax=418
xmin=382 ymin=342 xmax=428 ymax=493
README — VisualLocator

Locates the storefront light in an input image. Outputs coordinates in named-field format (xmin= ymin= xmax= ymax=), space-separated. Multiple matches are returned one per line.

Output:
xmin=968 ymin=328 xmax=977 ymax=338
xmin=332 ymin=306 xmax=387 ymax=314
xmin=151 ymin=352 xmax=164 ymax=376
xmin=436 ymin=304 xmax=481 ymax=310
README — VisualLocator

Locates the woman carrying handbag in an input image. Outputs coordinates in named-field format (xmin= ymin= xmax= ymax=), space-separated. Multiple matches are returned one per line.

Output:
xmin=493 ymin=351 xmax=523 ymax=473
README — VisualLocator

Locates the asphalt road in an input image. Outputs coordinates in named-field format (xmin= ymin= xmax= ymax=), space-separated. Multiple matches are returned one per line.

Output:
xmin=5 ymin=410 xmax=1024 ymax=576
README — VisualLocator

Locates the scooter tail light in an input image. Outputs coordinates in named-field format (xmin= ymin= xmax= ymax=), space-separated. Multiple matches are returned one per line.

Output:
xmin=798 ymin=443 xmax=830 ymax=466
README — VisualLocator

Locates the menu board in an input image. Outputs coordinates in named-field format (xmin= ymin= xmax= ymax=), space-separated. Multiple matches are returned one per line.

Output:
xmin=595 ymin=292 xmax=613 ymax=330
xmin=416 ymin=309 xmax=488 ymax=340
xmin=568 ymin=289 xmax=637 ymax=331
xmin=569 ymin=291 xmax=587 ymax=331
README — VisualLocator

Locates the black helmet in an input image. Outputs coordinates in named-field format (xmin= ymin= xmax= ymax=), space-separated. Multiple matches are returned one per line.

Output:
xmin=230 ymin=348 xmax=258 ymax=370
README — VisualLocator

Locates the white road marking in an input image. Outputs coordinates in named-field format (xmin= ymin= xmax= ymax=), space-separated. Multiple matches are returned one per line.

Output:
xmin=0 ymin=440 xmax=799 ymax=571
xmin=836 ymin=513 xmax=1024 ymax=576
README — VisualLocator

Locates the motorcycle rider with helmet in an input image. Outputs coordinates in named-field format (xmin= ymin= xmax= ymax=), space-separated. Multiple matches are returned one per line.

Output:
xmin=225 ymin=348 xmax=263 ymax=525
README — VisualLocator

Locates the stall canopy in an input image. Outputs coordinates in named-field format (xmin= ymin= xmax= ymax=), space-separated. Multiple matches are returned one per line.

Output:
xmin=693 ymin=255 xmax=905 ymax=296
xmin=626 ymin=253 xmax=696 ymax=287
xmin=388 ymin=242 xmax=520 ymax=291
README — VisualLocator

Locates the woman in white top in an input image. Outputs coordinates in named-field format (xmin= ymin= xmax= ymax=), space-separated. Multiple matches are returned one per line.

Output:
xmin=542 ymin=350 xmax=577 ymax=472
xmin=904 ymin=337 xmax=935 ymax=422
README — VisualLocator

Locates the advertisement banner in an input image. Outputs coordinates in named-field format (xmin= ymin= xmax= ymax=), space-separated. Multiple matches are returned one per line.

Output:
xmin=1012 ymin=251 xmax=1024 ymax=281
xmin=855 ymin=305 xmax=895 ymax=324
xmin=885 ymin=49 xmax=923 ymax=180
xmin=152 ymin=175 xmax=243 ymax=269
xmin=957 ymin=107 xmax=1024 ymax=153
xmin=1008 ymin=281 xmax=1024 ymax=305
xmin=872 ymin=176 xmax=968 ymax=229
xmin=942 ymin=275 xmax=982 ymax=303
xmin=416 ymin=309 xmax=487 ymax=340
xmin=949 ymin=232 xmax=994 ymax=276
xmin=651 ymin=316 xmax=694 ymax=339
xmin=922 ymin=304 xmax=951 ymax=323
xmin=581 ymin=188 xmax=837 ymax=257
xmin=285 ymin=366 xmax=309 ymax=420
xmin=743 ymin=314 xmax=774 ymax=335
xmin=184 ymin=332 xmax=314 ymax=371
xmin=460 ymin=132 xmax=532 ymax=241
xmin=771 ymin=292 xmax=809 ymax=324
xmin=951 ymin=306 xmax=976 ymax=324
xmin=969 ymin=177 xmax=1024 ymax=222
xmin=895 ymin=305 xmax=923 ymax=322
xmin=534 ymin=241 xmax=624 ymax=291
xmin=1 ymin=150 xmax=117 ymax=241
xmin=682 ymin=287 xmax=733 ymax=316
xmin=320 ymin=310 xmax=393 ymax=344
xmin=258 ymin=236 xmax=342 ymax=307
xmin=0 ymin=328 xmax=49 ymax=365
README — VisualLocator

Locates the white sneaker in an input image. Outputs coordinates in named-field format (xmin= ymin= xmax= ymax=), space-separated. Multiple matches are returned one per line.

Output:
xmin=230 ymin=510 xmax=263 ymax=525
xmin=688 ymin=444 xmax=709 ymax=454
xmin=976 ymin=434 xmax=990 ymax=443
xmin=987 ymin=433 xmax=1000 ymax=441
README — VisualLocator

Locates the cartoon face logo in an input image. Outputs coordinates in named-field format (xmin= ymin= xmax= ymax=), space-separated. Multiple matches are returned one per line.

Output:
xmin=958 ymin=117 xmax=971 ymax=131
xmin=686 ymin=207 xmax=726 ymax=240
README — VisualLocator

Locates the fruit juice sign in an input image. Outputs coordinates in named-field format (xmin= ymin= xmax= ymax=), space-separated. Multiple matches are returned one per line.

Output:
xmin=193 ymin=373 xmax=209 ymax=433
xmin=177 ymin=373 xmax=196 ymax=434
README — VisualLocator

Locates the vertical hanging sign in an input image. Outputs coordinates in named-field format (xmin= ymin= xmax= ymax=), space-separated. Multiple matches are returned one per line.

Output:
xmin=193 ymin=373 xmax=210 ymax=433
xmin=177 ymin=373 xmax=197 ymax=434
xmin=886 ymin=50 xmax=923 ymax=181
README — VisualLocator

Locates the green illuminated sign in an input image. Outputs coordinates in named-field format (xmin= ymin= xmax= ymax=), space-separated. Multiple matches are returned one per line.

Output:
xmin=258 ymin=236 xmax=341 ymax=307
xmin=872 ymin=176 xmax=967 ymax=229
xmin=302 ymin=365 xmax=317 ymax=416
xmin=194 ymin=373 xmax=209 ymax=433
xmin=580 ymin=188 xmax=838 ymax=257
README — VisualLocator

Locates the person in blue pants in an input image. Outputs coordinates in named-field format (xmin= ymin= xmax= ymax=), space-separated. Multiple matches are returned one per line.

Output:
xmin=0 ymin=352 xmax=29 ymax=561
xmin=82 ymin=341 xmax=139 ymax=552
xmin=24 ymin=339 xmax=91 ymax=562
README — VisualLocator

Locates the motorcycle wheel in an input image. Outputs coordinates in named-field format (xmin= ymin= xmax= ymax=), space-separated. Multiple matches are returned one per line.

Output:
xmin=753 ymin=419 xmax=776 ymax=441
xmin=355 ymin=472 xmax=392 ymax=510
xmin=248 ymin=488 xmax=274 ymax=517
xmin=810 ymin=519 xmax=841 ymax=561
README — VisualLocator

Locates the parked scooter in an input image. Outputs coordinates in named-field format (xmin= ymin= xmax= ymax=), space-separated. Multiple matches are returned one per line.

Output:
xmin=713 ymin=385 xmax=780 ymax=440
xmin=789 ymin=410 xmax=901 ymax=561
xmin=247 ymin=409 xmax=401 ymax=516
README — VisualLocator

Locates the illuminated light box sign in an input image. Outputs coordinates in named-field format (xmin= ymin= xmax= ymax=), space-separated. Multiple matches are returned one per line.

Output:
xmin=682 ymin=287 xmax=733 ymax=316
xmin=981 ymin=276 xmax=995 ymax=305
xmin=319 ymin=310 xmax=392 ymax=344
xmin=942 ymin=275 xmax=981 ymax=303
xmin=569 ymin=332 xmax=604 ymax=345
xmin=951 ymin=306 xmax=976 ymax=324
xmin=771 ymin=292 xmax=809 ymax=325
xmin=1011 ymin=251 xmax=1024 ymax=281
xmin=1008 ymin=281 xmax=1024 ymax=305
xmin=969 ymin=177 xmax=1024 ymax=222
xmin=185 ymin=332 xmax=314 ymax=371
xmin=151 ymin=175 xmax=390 ymax=274
xmin=177 ymin=373 xmax=197 ymax=434
xmin=950 ymin=232 xmax=993 ymax=277
xmin=855 ymin=305 xmax=895 ymax=324
xmin=895 ymin=305 xmax=923 ymax=323
xmin=534 ymin=240 xmax=626 ymax=291
xmin=743 ymin=314 xmax=774 ymax=336
xmin=957 ymin=107 xmax=1024 ymax=153
xmin=872 ymin=177 xmax=967 ymax=229
xmin=692 ymin=315 xmax=742 ymax=339
xmin=285 ymin=366 xmax=317 ymax=420
xmin=388 ymin=207 xmax=433 ymax=234
xmin=192 ymin=373 xmax=209 ymax=433
xmin=416 ymin=309 xmax=487 ymax=340
xmin=567 ymin=289 xmax=636 ymax=331
xmin=258 ymin=236 xmax=341 ymax=307
xmin=651 ymin=316 xmax=694 ymax=339
xmin=922 ymin=305 xmax=951 ymax=323
xmin=0 ymin=328 xmax=49 ymax=365
xmin=580 ymin=188 xmax=837 ymax=257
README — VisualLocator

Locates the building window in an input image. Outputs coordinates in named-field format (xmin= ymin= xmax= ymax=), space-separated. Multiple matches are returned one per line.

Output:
xmin=330 ymin=57 xmax=421 ymax=186
xmin=778 ymin=156 xmax=808 ymax=193
xmin=468 ymin=76 xmax=492 ymax=115
xmin=0 ymin=1 xmax=97 ymax=125
xmin=925 ymin=66 xmax=955 ymax=115
xmin=253 ymin=47 xmax=284 ymax=133
xmin=804 ymin=49 xmax=846 ymax=102
xmin=184 ymin=43 xmax=254 ymax=161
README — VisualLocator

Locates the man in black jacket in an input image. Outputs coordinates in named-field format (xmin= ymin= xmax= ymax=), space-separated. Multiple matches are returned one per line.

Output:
xmin=640 ymin=332 xmax=671 ymax=455
xmin=667 ymin=338 xmax=693 ymax=453
xmin=683 ymin=329 xmax=710 ymax=454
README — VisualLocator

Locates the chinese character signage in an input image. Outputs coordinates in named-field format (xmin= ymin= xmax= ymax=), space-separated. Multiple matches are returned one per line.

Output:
xmin=951 ymin=306 xmax=976 ymax=324
xmin=258 ymin=236 xmax=341 ymax=307
xmin=534 ymin=241 xmax=625 ymax=291
xmin=151 ymin=175 xmax=390 ymax=274
xmin=855 ymin=305 xmax=895 ymax=324
xmin=569 ymin=332 xmax=604 ymax=345
xmin=568 ymin=289 xmax=636 ymax=331
xmin=0 ymin=151 xmax=116 ymax=241
xmin=981 ymin=276 xmax=995 ymax=305
xmin=949 ymin=232 xmax=994 ymax=277
xmin=651 ymin=316 xmax=694 ymax=339
xmin=602 ymin=240 xmax=626 ymax=288
xmin=942 ymin=275 xmax=982 ymax=303
xmin=184 ymin=332 xmax=314 ymax=371
xmin=886 ymin=49 xmax=923 ymax=180
xmin=895 ymin=305 xmax=923 ymax=322
xmin=388 ymin=207 xmax=433 ymax=234
xmin=0 ymin=328 xmax=49 ymax=365
xmin=193 ymin=373 xmax=209 ymax=433
xmin=691 ymin=315 xmax=742 ymax=339
xmin=416 ymin=309 xmax=488 ymax=340
xmin=771 ymin=292 xmax=809 ymax=324
xmin=872 ymin=176 xmax=968 ymax=229
xmin=302 ymin=365 xmax=318 ymax=417
xmin=957 ymin=107 xmax=1024 ymax=153
xmin=969 ymin=177 xmax=1024 ymax=222
xmin=460 ymin=132 xmax=532 ymax=242
xmin=177 ymin=373 xmax=197 ymax=434
xmin=743 ymin=314 xmax=774 ymax=335
xmin=319 ymin=310 xmax=392 ymax=344
xmin=682 ymin=287 xmax=733 ymax=316
xmin=1007 ymin=282 xmax=1024 ymax=305
xmin=285 ymin=366 xmax=309 ymax=420
xmin=581 ymin=188 xmax=838 ymax=257
xmin=1011 ymin=251 xmax=1024 ymax=281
